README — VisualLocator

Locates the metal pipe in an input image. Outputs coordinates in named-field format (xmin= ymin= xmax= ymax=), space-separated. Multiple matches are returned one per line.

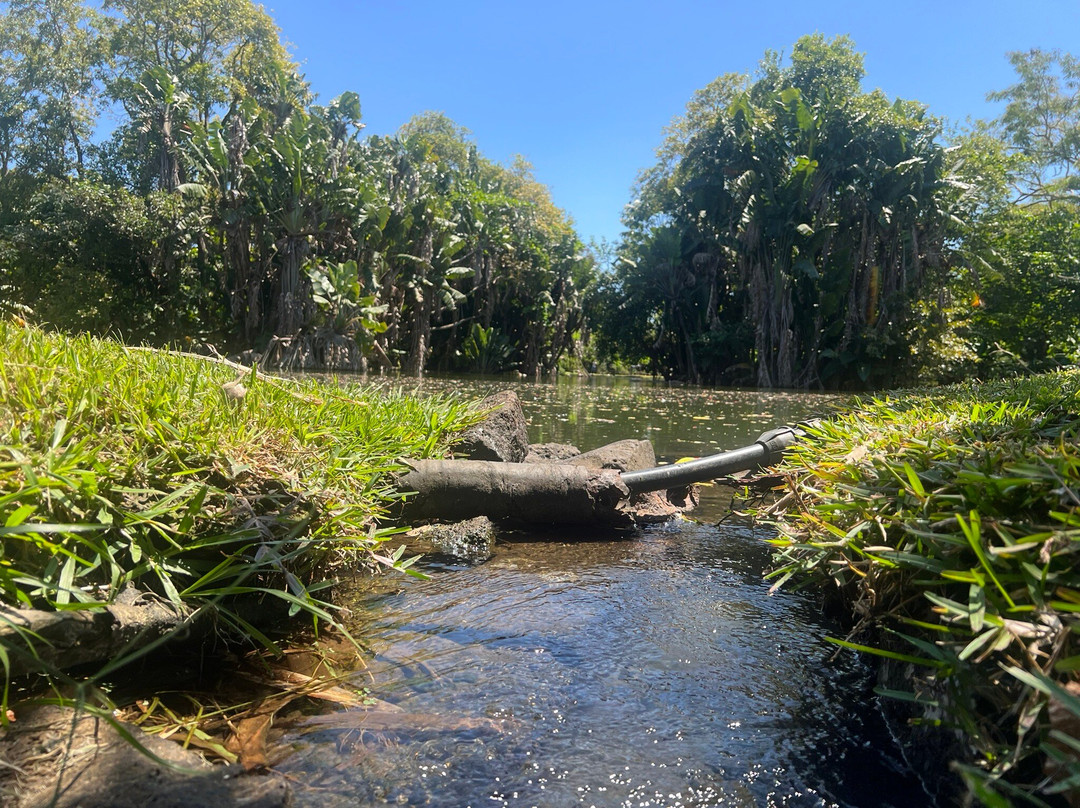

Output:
xmin=621 ymin=424 xmax=810 ymax=494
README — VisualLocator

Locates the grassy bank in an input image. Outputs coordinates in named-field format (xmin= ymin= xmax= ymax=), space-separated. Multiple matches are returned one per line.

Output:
xmin=764 ymin=370 xmax=1080 ymax=804
xmin=0 ymin=321 xmax=477 ymax=699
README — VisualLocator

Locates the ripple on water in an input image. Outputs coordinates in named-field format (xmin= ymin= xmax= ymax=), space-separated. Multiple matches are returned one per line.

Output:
xmin=274 ymin=521 xmax=928 ymax=808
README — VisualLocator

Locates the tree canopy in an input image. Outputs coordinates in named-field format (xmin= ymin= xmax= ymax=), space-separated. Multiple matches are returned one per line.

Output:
xmin=0 ymin=10 xmax=1076 ymax=388
xmin=0 ymin=0 xmax=594 ymax=375
xmin=607 ymin=35 xmax=955 ymax=389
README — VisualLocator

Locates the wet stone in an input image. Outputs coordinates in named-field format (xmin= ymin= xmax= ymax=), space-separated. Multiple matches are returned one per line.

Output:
xmin=624 ymin=486 xmax=700 ymax=524
xmin=406 ymin=516 xmax=497 ymax=563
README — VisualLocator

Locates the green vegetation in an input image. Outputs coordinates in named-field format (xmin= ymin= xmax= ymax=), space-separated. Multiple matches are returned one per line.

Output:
xmin=1 ymin=7 xmax=1078 ymax=794
xmin=0 ymin=0 xmax=594 ymax=376
xmin=1 ymin=3 xmax=1076 ymax=390
xmin=763 ymin=370 xmax=1080 ymax=802
xmin=601 ymin=36 xmax=1080 ymax=389
xmin=0 ymin=321 xmax=476 ymax=698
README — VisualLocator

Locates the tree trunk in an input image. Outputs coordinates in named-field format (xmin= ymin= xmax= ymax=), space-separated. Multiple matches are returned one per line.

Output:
xmin=404 ymin=229 xmax=435 ymax=376
xmin=160 ymin=108 xmax=180 ymax=193
xmin=277 ymin=235 xmax=309 ymax=335
xmin=405 ymin=284 xmax=430 ymax=377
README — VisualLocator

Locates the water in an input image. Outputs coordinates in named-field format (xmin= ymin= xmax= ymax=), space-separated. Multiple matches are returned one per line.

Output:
xmin=275 ymin=375 xmax=929 ymax=807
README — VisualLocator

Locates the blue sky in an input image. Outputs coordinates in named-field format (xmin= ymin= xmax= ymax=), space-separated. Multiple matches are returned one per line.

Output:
xmin=265 ymin=0 xmax=1080 ymax=246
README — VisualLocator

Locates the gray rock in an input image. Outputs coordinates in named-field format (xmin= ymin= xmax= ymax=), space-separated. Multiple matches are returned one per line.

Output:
xmin=566 ymin=439 xmax=656 ymax=473
xmin=454 ymin=391 xmax=530 ymax=462
xmin=408 ymin=516 xmax=497 ymax=562
xmin=625 ymin=486 xmax=700 ymax=524
xmin=523 ymin=443 xmax=580 ymax=463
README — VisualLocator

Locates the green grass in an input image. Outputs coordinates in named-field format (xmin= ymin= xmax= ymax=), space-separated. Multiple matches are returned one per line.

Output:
xmin=763 ymin=370 xmax=1080 ymax=803
xmin=0 ymin=321 xmax=479 ymax=705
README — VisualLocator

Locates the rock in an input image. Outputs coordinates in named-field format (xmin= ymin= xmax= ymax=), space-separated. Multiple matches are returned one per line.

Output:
xmin=567 ymin=439 xmax=656 ymax=473
xmin=454 ymin=391 xmax=530 ymax=462
xmin=407 ymin=516 xmax=497 ymax=562
xmin=6 ymin=704 xmax=290 ymax=808
xmin=625 ymin=486 xmax=700 ymax=524
xmin=0 ymin=599 xmax=196 ymax=678
xmin=523 ymin=443 xmax=580 ymax=463
xmin=561 ymin=439 xmax=698 ymax=524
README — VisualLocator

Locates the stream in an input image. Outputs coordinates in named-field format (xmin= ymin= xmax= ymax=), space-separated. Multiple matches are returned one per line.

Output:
xmin=276 ymin=375 xmax=930 ymax=807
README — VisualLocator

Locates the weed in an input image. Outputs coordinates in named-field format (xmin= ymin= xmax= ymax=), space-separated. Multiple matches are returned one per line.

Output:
xmin=762 ymin=370 xmax=1080 ymax=803
xmin=0 ymin=322 xmax=478 ymax=722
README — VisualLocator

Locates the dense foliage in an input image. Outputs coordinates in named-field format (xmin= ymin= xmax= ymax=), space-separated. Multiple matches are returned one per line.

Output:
xmin=600 ymin=36 xmax=1080 ymax=389
xmin=0 ymin=5 xmax=1077 ymax=387
xmin=0 ymin=0 xmax=594 ymax=375
xmin=765 ymin=372 xmax=1080 ymax=801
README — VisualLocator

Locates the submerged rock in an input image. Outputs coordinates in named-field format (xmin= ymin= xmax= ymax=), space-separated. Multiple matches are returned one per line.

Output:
xmin=454 ymin=391 xmax=529 ymax=462
xmin=407 ymin=516 xmax=498 ymax=562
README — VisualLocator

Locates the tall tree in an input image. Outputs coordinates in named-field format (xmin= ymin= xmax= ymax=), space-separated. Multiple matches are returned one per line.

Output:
xmin=0 ymin=0 xmax=107 ymax=178
xmin=988 ymin=48 xmax=1080 ymax=205
xmin=613 ymin=35 xmax=953 ymax=389
xmin=103 ymin=0 xmax=292 ymax=193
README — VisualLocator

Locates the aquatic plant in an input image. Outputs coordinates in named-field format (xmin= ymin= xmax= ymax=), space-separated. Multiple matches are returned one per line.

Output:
xmin=0 ymin=321 xmax=477 ymax=715
xmin=763 ymin=370 xmax=1080 ymax=803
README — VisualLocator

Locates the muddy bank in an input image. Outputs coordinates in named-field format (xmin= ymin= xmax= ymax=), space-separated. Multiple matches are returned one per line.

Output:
xmin=0 ymin=705 xmax=289 ymax=808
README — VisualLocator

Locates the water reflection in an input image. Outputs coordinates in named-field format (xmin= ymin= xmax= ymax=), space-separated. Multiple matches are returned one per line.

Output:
xmin=275 ymin=376 xmax=926 ymax=807
xmin=351 ymin=372 xmax=837 ymax=461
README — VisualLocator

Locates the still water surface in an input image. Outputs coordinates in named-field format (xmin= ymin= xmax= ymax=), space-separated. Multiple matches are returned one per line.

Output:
xmin=278 ymin=375 xmax=929 ymax=807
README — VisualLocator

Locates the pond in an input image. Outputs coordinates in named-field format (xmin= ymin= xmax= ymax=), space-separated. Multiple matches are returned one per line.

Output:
xmin=275 ymin=375 xmax=930 ymax=807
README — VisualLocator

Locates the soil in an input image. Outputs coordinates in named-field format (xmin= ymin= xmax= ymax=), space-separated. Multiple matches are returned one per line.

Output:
xmin=0 ymin=705 xmax=290 ymax=808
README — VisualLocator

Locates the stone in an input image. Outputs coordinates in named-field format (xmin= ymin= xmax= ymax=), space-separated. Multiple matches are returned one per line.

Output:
xmin=625 ymin=486 xmax=700 ymax=524
xmin=454 ymin=391 xmax=529 ymax=463
xmin=566 ymin=439 xmax=656 ymax=473
xmin=523 ymin=443 xmax=580 ymax=463
xmin=0 ymin=599 xmax=195 ymax=678
xmin=407 ymin=516 xmax=497 ymax=562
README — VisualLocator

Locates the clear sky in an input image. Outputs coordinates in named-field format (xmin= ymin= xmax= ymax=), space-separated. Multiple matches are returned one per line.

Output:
xmin=264 ymin=0 xmax=1080 ymax=246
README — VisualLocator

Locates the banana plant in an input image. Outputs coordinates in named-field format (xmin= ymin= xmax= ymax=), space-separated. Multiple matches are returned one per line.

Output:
xmin=674 ymin=74 xmax=949 ymax=387
xmin=244 ymin=77 xmax=366 ymax=338
xmin=306 ymin=259 xmax=388 ymax=359
xmin=128 ymin=66 xmax=191 ymax=192
xmin=460 ymin=322 xmax=513 ymax=373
